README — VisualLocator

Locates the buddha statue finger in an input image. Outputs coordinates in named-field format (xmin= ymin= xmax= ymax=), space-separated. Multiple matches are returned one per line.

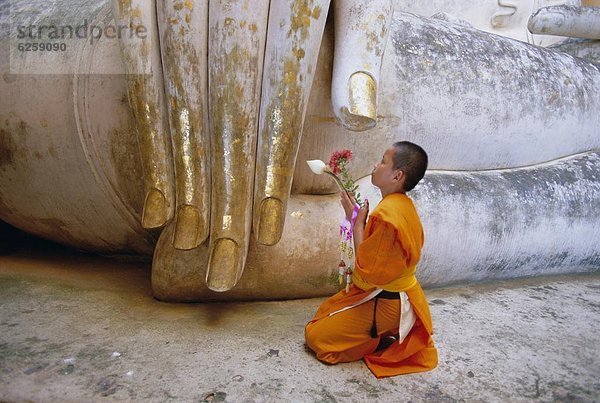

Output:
xmin=205 ymin=0 xmax=270 ymax=291
xmin=156 ymin=0 xmax=210 ymax=250
xmin=112 ymin=0 xmax=175 ymax=229
xmin=253 ymin=0 xmax=330 ymax=247
xmin=528 ymin=4 xmax=600 ymax=40
xmin=331 ymin=0 xmax=394 ymax=131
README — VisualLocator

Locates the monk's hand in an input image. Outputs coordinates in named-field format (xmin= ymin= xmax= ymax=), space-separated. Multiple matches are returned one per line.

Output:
xmin=340 ymin=191 xmax=358 ymax=221
xmin=355 ymin=199 xmax=369 ymax=228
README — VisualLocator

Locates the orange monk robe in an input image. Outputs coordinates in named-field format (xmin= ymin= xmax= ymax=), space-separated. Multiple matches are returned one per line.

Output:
xmin=305 ymin=193 xmax=438 ymax=378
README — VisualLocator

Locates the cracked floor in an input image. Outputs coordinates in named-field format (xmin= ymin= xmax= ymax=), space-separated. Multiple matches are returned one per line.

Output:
xmin=0 ymin=243 xmax=599 ymax=402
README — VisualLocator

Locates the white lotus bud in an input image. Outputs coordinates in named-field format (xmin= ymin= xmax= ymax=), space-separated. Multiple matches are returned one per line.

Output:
xmin=306 ymin=160 xmax=327 ymax=175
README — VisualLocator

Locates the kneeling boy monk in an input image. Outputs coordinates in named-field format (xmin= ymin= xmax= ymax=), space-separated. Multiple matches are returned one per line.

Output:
xmin=305 ymin=141 xmax=438 ymax=378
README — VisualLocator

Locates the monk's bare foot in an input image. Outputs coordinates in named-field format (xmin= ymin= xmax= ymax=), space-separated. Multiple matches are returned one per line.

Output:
xmin=376 ymin=335 xmax=397 ymax=351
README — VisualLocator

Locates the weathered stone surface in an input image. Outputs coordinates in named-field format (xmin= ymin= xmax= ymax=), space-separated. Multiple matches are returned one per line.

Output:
xmin=549 ymin=37 xmax=600 ymax=65
xmin=393 ymin=0 xmax=584 ymax=47
xmin=413 ymin=150 xmax=600 ymax=287
xmin=0 ymin=248 xmax=598 ymax=401
xmin=378 ymin=11 xmax=600 ymax=170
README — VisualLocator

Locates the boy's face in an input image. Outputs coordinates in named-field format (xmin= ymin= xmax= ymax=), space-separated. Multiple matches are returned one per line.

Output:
xmin=371 ymin=147 xmax=401 ymax=190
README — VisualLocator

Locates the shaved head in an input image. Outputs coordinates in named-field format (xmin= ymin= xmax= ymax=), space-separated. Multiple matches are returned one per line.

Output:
xmin=391 ymin=141 xmax=428 ymax=191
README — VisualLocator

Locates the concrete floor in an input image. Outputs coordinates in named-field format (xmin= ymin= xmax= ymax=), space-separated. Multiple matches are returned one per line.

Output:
xmin=0 ymin=242 xmax=599 ymax=402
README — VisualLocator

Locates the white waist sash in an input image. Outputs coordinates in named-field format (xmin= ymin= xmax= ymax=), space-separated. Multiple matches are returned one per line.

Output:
xmin=328 ymin=289 xmax=416 ymax=344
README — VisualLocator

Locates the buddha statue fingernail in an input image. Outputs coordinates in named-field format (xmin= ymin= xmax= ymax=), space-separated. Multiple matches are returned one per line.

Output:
xmin=339 ymin=71 xmax=377 ymax=131
xmin=173 ymin=204 xmax=202 ymax=250
xmin=142 ymin=188 xmax=168 ymax=228
xmin=206 ymin=238 xmax=240 ymax=292
xmin=256 ymin=197 xmax=284 ymax=246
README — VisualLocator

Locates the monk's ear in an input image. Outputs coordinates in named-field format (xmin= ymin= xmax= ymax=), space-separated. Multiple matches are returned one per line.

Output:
xmin=394 ymin=170 xmax=404 ymax=182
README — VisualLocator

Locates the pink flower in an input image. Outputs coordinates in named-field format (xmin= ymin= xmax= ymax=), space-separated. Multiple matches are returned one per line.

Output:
xmin=328 ymin=149 xmax=353 ymax=175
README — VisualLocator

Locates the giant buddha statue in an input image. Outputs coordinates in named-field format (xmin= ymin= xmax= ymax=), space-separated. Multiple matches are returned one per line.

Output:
xmin=1 ymin=0 xmax=598 ymax=301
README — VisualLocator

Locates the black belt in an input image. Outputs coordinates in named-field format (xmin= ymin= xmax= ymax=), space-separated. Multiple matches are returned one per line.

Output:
xmin=376 ymin=290 xmax=401 ymax=300
xmin=370 ymin=290 xmax=401 ymax=338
